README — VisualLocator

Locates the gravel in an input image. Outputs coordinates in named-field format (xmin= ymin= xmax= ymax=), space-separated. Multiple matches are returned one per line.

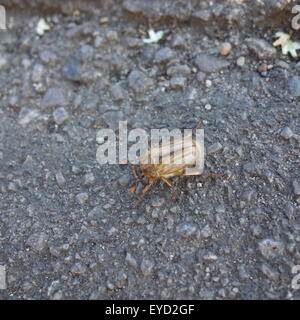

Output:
xmin=154 ymin=47 xmax=176 ymax=64
xmin=109 ymin=83 xmax=127 ymax=101
xmin=292 ymin=180 xmax=300 ymax=196
xmin=236 ymin=56 xmax=245 ymax=67
xmin=26 ymin=232 xmax=49 ymax=253
xmin=83 ymin=172 xmax=95 ymax=186
xmin=55 ymin=171 xmax=66 ymax=187
xmin=176 ymin=223 xmax=197 ymax=238
xmin=194 ymin=54 xmax=230 ymax=73
xmin=41 ymin=88 xmax=68 ymax=108
xmin=280 ymin=127 xmax=294 ymax=139
xmin=288 ymin=76 xmax=300 ymax=97
xmin=53 ymin=107 xmax=69 ymax=125
xmin=245 ymin=38 xmax=277 ymax=59
xmin=207 ymin=142 xmax=223 ymax=154
xmin=140 ymin=258 xmax=155 ymax=277
xmin=18 ymin=108 xmax=41 ymax=127
xmin=167 ymin=65 xmax=191 ymax=77
xmin=76 ymin=192 xmax=89 ymax=205
xmin=125 ymin=253 xmax=139 ymax=269
xmin=128 ymin=69 xmax=153 ymax=94
xmin=170 ymin=76 xmax=186 ymax=89
xmin=0 ymin=0 xmax=299 ymax=301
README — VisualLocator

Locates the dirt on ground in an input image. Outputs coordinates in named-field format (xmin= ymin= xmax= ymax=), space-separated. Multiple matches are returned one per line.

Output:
xmin=0 ymin=0 xmax=299 ymax=299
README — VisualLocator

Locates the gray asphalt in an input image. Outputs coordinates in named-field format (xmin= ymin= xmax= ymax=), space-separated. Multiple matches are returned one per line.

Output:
xmin=0 ymin=0 xmax=299 ymax=299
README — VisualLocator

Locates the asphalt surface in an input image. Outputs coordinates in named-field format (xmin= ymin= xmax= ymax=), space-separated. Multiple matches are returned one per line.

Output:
xmin=0 ymin=0 xmax=299 ymax=299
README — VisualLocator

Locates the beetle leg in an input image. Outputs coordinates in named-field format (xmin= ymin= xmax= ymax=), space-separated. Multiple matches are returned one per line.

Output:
xmin=161 ymin=177 xmax=177 ymax=201
xmin=129 ymin=164 xmax=140 ymax=179
xmin=128 ymin=164 xmax=144 ymax=195
xmin=132 ymin=180 xmax=155 ymax=208
xmin=171 ymin=188 xmax=177 ymax=201
xmin=129 ymin=185 xmax=137 ymax=193
xmin=161 ymin=177 xmax=172 ymax=187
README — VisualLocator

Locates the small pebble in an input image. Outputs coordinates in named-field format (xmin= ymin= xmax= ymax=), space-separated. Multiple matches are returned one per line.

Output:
xmin=261 ymin=263 xmax=279 ymax=281
xmin=72 ymin=166 xmax=81 ymax=174
xmin=260 ymin=71 xmax=268 ymax=77
xmin=52 ymin=290 xmax=63 ymax=300
xmin=205 ymin=79 xmax=212 ymax=88
xmin=53 ymin=107 xmax=69 ymax=125
xmin=26 ymin=232 xmax=48 ymax=253
xmin=100 ymin=17 xmax=109 ymax=24
xmin=140 ymin=258 xmax=155 ymax=276
xmin=125 ymin=252 xmax=138 ymax=269
xmin=110 ymin=83 xmax=126 ymax=101
xmin=84 ymin=172 xmax=95 ymax=186
xmin=257 ymin=63 xmax=268 ymax=73
xmin=106 ymin=30 xmax=118 ymax=42
xmin=207 ymin=142 xmax=223 ymax=154
xmin=55 ymin=171 xmax=66 ymax=187
xmin=0 ymin=57 xmax=7 ymax=69
xmin=197 ymin=71 xmax=206 ymax=82
xmin=288 ymin=76 xmax=300 ymax=97
xmin=236 ymin=56 xmax=245 ymax=67
xmin=41 ymin=87 xmax=68 ymax=108
xmin=258 ymin=239 xmax=284 ymax=259
xmin=107 ymin=227 xmax=118 ymax=236
xmin=31 ymin=64 xmax=44 ymax=82
xmin=276 ymin=60 xmax=290 ymax=70
xmin=151 ymin=197 xmax=165 ymax=208
xmin=243 ymin=162 xmax=257 ymax=175
xmin=172 ymin=34 xmax=186 ymax=48
xmin=195 ymin=53 xmax=229 ymax=73
xmin=76 ymin=192 xmax=89 ymax=205
xmin=170 ymin=76 xmax=186 ymax=89
xmin=8 ymin=182 xmax=18 ymax=192
xmin=94 ymin=35 xmax=105 ymax=48
xmin=280 ymin=127 xmax=294 ymax=139
xmin=18 ymin=108 xmax=40 ymax=127
xmin=80 ymin=44 xmax=94 ymax=61
xmin=240 ymin=189 xmax=255 ymax=203
xmin=220 ymin=42 xmax=232 ymax=56
xmin=167 ymin=65 xmax=191 ymax=77
xmin=154 ymin=47 xmax=175 ymax=64
xmin=70 ymin=262 xmax=86 ymax=275
xmin=292 ymin=180 xmax=300 ymax=196
xmin=118 ymin=174 xmax=131 ymax=187
xmin=176 ymin=223 xmax=197 ymax=238
xmin=128 ymin=70 xmax=153 ymax=94
xmin=201 ymin=224 xmax=212 ymax=238
xmin=245 ymin=38 xmax=276 ymax=59
xmin=40 ymin=50 xmax=57 ymax=65
xmin=203 ymin=253 xmax=218 ymax=262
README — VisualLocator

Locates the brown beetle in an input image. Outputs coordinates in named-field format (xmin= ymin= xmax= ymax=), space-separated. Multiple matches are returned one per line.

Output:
xmin=128 ymin=127 xmax=227 ymax=208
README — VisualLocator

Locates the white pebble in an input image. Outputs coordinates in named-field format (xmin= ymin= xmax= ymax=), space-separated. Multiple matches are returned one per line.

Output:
xmin=237 ymin=56 xmax=245 ymax=67
xmin=205 ymin=79 xmax=212 ymax=88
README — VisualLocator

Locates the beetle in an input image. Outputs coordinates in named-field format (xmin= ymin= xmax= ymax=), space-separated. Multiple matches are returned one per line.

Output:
xmin=128 ymin=128 xmax=227 ymax=208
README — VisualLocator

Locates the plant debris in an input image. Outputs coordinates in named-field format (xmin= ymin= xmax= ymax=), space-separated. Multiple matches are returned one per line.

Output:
xmin=36 ymin=18 xmax=51 ymax=36
xmin=273 ymin=32 xmax=300 ymax=59
xmin=143 ymin=29 xmax=164 ymax=44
